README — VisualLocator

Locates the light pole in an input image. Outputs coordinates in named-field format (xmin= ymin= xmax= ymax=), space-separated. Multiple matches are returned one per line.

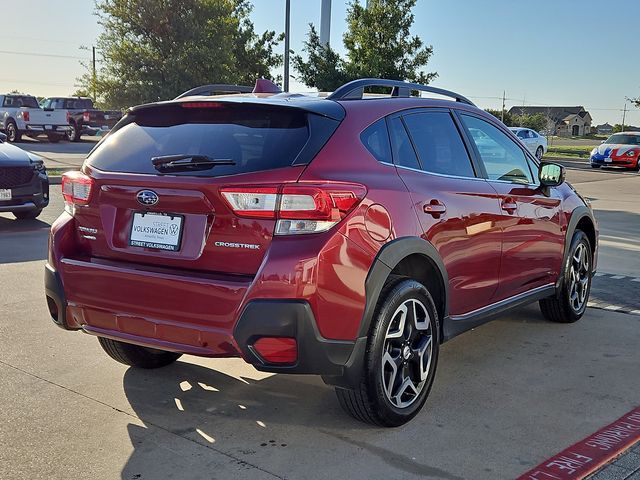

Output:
xmin=284 ymin=0 xmax=291 ymax=92
xmin=320 ymin=0 xmax=331 ymax=45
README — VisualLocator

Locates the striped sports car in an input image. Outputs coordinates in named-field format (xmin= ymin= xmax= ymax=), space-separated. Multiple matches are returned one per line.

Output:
xmin=590 ymin=132 xmax=640 ymax=170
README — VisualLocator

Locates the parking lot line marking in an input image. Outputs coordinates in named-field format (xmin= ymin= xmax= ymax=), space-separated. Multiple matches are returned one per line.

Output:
xmin=610 ymin=275 xmax=626 ymax=280
xmin=632 ymin=278 xmax=640 ymax=283
xmin=517 ymin=407 xmax=640 ymax=480
xmin=630 ymin=310 xmax=640 ymax=316
xmin=604 ymin=305 xmax=622 ymax=311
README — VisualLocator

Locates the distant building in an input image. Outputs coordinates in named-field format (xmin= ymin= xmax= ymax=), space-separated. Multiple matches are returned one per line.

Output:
xmin=508 ymin=106 xmax=593 ymax=137
xmin=596 ymin=123 xmax=614 ymax=135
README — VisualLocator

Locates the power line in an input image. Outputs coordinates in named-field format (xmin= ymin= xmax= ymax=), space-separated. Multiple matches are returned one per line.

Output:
xmin=0 ymin=50 xmax=88 ymax=61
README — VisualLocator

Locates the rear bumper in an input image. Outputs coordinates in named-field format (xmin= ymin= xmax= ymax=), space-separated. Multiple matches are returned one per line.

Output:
xmin=44 ymin=261 xmax=357 ymax=376
xmin=23 ymin=124 xmax=70 ymax=134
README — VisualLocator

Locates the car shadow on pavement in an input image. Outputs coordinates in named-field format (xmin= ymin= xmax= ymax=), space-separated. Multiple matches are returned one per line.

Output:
xmin=0 ymin=218 xmax=49 ymax=263
xmin=115 ymin=303 xmax=640 ymax=480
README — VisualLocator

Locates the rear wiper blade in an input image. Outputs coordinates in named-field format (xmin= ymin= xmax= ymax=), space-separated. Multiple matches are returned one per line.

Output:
xmin=151 ymin=154 xmax=236 ymax=171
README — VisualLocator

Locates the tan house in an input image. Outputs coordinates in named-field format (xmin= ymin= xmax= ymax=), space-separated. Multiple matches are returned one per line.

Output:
xmin=508 ymin=106 xmax=593 ymax=137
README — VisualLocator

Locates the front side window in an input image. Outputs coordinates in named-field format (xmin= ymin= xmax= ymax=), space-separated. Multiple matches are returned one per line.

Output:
xmin=402 ymin=111 xmax=476 ymax=178
xmin=461 ymin=114 xmax=534 ymax=184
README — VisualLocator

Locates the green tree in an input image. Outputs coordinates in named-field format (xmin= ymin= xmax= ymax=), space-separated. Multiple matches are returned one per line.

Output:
xmin=79 ymin=0 xmax=283 ymax=109
xmin=512 ymin=113 xmax=548 ymax=133
xmin=485 ymin=109 xmax=513 ymax=126
xmin=293 ymin=0 xmax=436 ymax=91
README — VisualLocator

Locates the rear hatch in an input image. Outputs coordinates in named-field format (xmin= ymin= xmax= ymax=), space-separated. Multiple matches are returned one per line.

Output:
xmin=71 ymin=100 xmax=341 ymax=276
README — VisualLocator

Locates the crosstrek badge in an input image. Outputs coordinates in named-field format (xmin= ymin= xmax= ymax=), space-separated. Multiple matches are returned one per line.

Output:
xmin=214 ymin=241 xmax=260 ymax=250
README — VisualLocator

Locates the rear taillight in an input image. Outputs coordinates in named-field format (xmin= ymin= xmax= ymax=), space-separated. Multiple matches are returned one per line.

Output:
xmin=66 ymin=111 xmax=71 ymax=123
xmin=61 ymin=171 xmax=94 ymax=212
xmin=83 ymin=111 xmax=91 ymax=122
xmin=220 ymin=183 xmax=366 ymax=235
xmin=22 ymin=110 xmax=30 ymax=121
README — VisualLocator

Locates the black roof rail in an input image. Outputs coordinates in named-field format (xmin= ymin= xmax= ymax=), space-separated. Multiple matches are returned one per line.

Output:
xmin=174 ymin=84 xmax=253 ymax=100
xmin=327 ymin=78 xmax=475 ymax=106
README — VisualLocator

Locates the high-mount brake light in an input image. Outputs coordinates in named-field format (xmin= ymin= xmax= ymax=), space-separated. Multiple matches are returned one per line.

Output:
xmin=220 ymin=184 xmax=366 ymax=235
xmin=61 ymin=171 xmax=94 ymax=209
xmin=180 ymin=102 xmax=224 ymax=109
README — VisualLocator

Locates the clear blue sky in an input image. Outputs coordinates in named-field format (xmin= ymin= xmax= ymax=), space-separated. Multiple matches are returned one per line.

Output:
xmin=3 ymin=0 xmax=637 ymax=125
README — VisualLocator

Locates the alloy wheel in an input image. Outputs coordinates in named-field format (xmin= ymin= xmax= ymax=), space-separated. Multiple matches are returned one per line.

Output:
xmin=6 ymin=123 xmax=16 ymax=142
xmin=381 ymin=298 xmax=433 ymax=409
xmin=568 ymin=243 xmax=590 ymax=312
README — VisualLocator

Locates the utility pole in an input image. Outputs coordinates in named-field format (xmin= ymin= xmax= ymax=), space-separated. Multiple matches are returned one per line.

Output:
xmin=501 ymin=90 xmax=506 ymax=123
xmin=621 ymin=102 xmax=628 ymax=132
xmin=283 ymin=0 xmax=290 ymax=92
xmin=320 ymin=0 xmax=332 ymax=45
xmin=92 ymin=46 xmax=97 ymax=101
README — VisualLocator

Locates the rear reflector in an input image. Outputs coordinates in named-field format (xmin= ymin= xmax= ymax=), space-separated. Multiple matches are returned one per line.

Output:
xmin=61 ymin=171 xmax=94 ymax=206
xmin=252 ymin=337 xmax=297 ymax=364
xmin=220 ymin=183 xmax=366 ymax=235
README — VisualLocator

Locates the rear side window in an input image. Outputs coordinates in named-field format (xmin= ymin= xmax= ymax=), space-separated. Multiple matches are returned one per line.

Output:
xmin=402 ymin=111 xmax=476 ymax=178
xmin=88 ymin=104 xmax=313 ymax=177
xmin=388 ymin=117 xmax=420 ymax=170
xmin=360 ymin=119 xmax=391 ymax=163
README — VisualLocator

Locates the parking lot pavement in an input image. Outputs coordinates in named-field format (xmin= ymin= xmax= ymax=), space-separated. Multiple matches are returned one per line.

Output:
xmin=13 ymin=136 xmax=98 ymax=170
xmin=1 ymin=165 xmax=639 ymax=479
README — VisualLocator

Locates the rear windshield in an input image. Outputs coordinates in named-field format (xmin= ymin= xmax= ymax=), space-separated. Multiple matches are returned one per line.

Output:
xmin=3 ymin=96 xmax=39 ymax=108
xmin=64 ymin=98 xmax=94 ymax=109
xmin=87 ymin=104 xmax=310 ymax=177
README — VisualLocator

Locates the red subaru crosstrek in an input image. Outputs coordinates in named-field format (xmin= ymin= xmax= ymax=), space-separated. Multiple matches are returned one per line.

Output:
xmin=45 ymin=79 xmax=598 ymax=426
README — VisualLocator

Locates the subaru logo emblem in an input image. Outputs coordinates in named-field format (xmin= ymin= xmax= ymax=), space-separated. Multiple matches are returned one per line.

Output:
xmin=137 ymin=190 xmax=159 ymax=206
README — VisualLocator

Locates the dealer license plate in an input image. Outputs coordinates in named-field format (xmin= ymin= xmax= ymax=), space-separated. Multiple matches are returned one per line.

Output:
xmin=0 ymin=189 xmax=11 ymax=201
xmin=129 ymin=212 xmax=183 ymax=251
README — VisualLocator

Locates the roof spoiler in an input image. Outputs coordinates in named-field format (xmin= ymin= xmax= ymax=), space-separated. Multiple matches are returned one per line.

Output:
xmin=174 ymin=79 xmax=282 ymax=99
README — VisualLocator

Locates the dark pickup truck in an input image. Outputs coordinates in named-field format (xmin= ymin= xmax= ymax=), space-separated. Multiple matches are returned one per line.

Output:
xmin=40 ymin=97 xmax=122 ymax=142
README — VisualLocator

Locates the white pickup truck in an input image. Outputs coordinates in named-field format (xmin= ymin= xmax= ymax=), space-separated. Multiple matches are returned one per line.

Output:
xmin=0 ymin=94 xmax=71 ymax=143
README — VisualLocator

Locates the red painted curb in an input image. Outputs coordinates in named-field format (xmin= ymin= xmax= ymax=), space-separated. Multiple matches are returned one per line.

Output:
xmin=518 ymin=407 xmax=640 ymax=480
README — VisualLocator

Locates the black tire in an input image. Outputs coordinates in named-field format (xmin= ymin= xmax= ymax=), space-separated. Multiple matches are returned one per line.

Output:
xmin=5 ymin=121 xmax=21 ymax=142
xmin=13 ymin=208 xmax=42 ymax=220
xmin=335 ymin=277 xmax=440 ymax=427
xmin=46 ymin=134 xmax=62 ymax=143
xmin=634 ymin=159 xmax=640 ymax=172
xmin=67 ymin=122 xmax=80 ymax=142
xmin=97 ymin=337 xmax=182 ymax=368
xmin=590 ymin=164 xmax=601 ymax=169
xmin=536 ymin=146 xmax=544 ymax=160
xmin=539 ymin=230 xmax=592 ymax=323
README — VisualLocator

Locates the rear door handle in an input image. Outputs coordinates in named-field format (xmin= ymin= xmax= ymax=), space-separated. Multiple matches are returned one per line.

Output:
xmin=424 ymin=200 xmax=446 ymax=218
xmin=501 ymin=198 xmax=518 ymax=214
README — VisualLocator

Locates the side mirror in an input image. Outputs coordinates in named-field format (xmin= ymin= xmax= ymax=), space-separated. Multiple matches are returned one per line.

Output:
xmin=539 ymin=162 xmax=565 ymax=187
xmin=0 ymin=132 xmax=6 ymax=143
